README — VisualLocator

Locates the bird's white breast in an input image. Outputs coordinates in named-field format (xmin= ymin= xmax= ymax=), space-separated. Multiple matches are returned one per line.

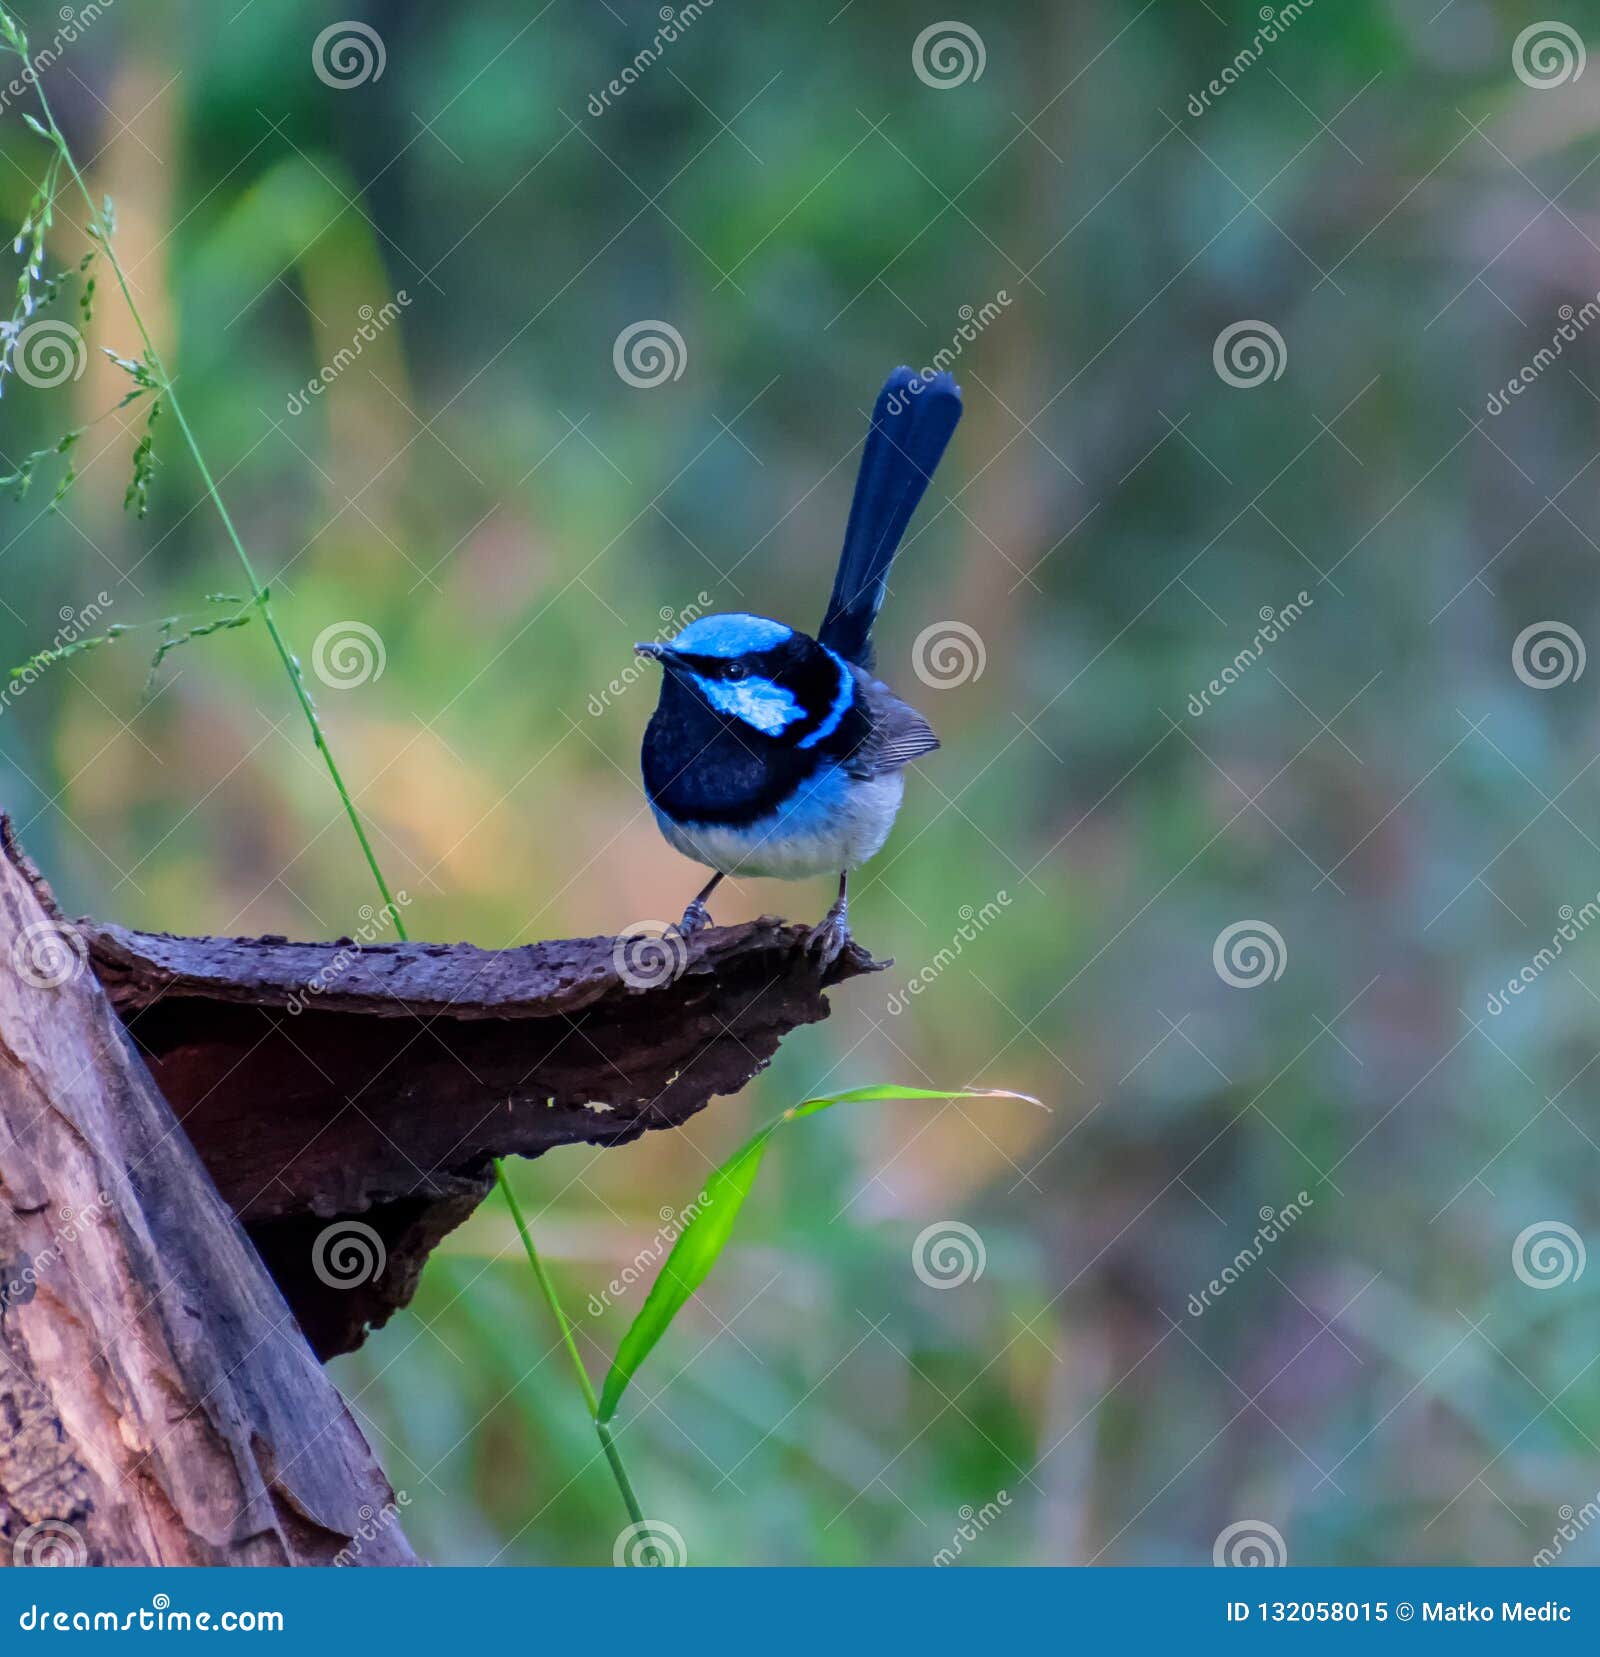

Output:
xmin=652 ymin=766 xmax=905 ymax=879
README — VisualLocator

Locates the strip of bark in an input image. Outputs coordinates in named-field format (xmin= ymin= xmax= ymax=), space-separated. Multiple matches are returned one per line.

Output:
xmin=0 ymin=821 xmax=415 ymax=1565
xmin=5 ymin=818 xmax=882 ymax=1355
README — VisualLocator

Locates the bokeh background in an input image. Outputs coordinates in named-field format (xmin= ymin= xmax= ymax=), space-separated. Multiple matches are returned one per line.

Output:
xmin=4 ymin=0 xmax=1600 ymax=1567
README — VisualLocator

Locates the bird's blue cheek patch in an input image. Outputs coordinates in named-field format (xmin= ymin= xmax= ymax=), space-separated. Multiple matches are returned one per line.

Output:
xmin=798 ymin=650 xmax=853 ymax=749
xmin=691 ymin=672 xmax=805 ymax=735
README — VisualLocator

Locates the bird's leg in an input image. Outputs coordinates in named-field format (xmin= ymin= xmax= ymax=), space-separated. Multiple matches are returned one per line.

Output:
xmin=806 ymin=870 xmax=851 ymax=968
xmin=676 ymin=871 xmax=724 ymax=937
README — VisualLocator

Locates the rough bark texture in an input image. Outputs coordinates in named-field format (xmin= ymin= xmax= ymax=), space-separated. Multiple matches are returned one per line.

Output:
xmin=4 ymin=818 xmax=883 ymax=1358
xmin=0 ymin=822 xmax=415 ymax=1566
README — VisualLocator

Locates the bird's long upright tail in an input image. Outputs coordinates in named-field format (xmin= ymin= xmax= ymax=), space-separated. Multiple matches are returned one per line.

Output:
xmin=818 ymin=366 xmax=963 ymax=668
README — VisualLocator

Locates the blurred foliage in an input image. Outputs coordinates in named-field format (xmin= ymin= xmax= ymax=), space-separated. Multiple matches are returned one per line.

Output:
xmin=3 ymin=0 xmax=1600 ymax=1566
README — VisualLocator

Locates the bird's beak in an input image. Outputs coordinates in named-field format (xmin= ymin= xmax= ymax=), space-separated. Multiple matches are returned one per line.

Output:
xmin=633 ymin=641 xmax=666 ymax=661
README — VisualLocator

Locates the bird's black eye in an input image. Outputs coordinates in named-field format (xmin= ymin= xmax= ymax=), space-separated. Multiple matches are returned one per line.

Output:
xmin=725 ymin=661 xmax=747 ymax=680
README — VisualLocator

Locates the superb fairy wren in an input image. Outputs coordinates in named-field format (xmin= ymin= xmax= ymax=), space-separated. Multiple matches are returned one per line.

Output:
xmin=635 ymin=366 xmax=963 ymax=965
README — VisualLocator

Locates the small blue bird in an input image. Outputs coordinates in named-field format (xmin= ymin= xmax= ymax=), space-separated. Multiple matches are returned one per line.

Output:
xmin=636 ymin=366 xmax=963 ymax=964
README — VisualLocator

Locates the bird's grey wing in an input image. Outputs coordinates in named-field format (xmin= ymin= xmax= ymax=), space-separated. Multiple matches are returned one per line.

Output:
xmin=847 ymin=671 xmax=940 ymax=776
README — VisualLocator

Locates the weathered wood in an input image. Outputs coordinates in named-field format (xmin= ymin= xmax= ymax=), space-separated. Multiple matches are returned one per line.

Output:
xmin=4 ymin=818 xmax=883 ymax=1356
xmin=0 ymin=822 xmax=415 ymax=1565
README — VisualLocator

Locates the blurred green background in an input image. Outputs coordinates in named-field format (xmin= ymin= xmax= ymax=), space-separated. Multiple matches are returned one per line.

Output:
xmin=4 ymin=0 xmax=1600 ymax=1567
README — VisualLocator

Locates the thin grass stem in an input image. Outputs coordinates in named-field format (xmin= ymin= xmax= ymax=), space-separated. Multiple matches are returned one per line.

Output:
xmin=18 ymin=57 xmax=649 ymax=1553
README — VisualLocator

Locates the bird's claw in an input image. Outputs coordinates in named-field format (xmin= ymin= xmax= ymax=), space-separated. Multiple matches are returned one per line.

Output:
xmin=805 ymin=903 xmax=851 ymax=970
xmin=677 ymin=898 xmax=713 ymax=938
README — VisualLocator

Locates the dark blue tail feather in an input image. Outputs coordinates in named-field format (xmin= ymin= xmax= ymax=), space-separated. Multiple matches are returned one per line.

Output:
xmin=818 ymin=367 xmax=963 ymax=667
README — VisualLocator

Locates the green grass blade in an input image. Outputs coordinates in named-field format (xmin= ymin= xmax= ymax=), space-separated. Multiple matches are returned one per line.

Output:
xmin=597 ymin=1123 xmax=777 ymax=1423
xmin=595 ymin=1085 xmax=1044 ymax=1423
